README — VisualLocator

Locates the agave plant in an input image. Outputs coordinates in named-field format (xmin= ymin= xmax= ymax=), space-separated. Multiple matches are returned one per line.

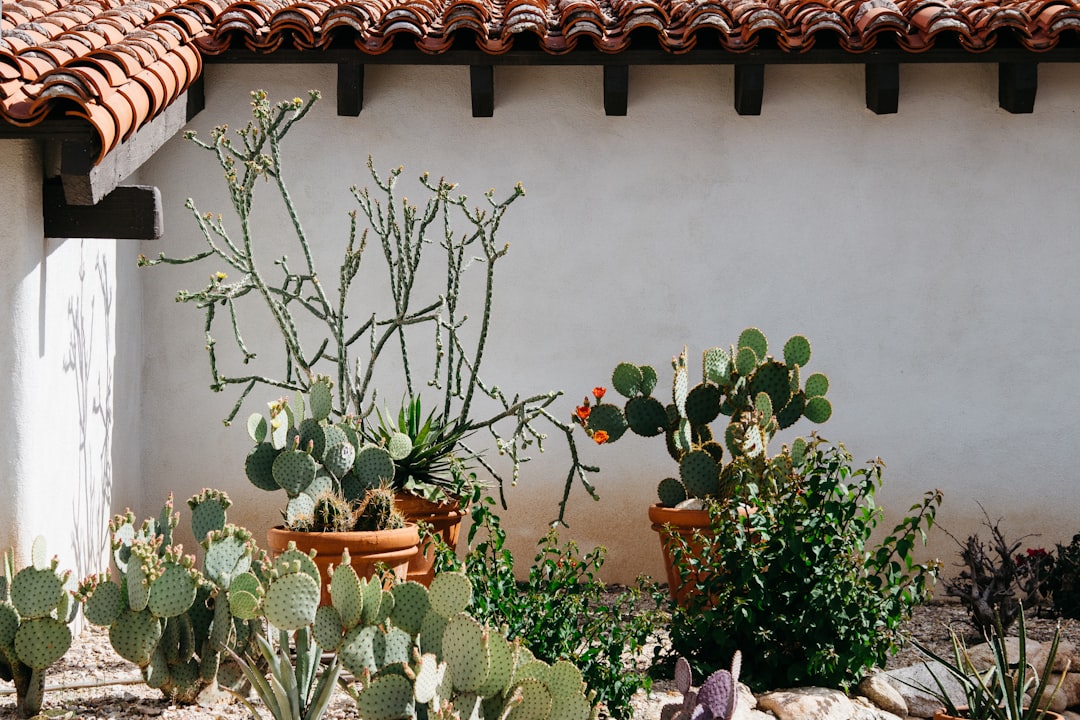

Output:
xmin=363 ymin=395 xmax=475 ymax=502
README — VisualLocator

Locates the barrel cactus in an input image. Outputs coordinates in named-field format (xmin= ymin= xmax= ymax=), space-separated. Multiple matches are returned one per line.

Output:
xmin=0 ymin=536 xmax=76 ymax=718
xmin=246 ymin=375 xmax=402 ymax=530
xmin=76 ymin=491 xmax=263 ymax=703
xmin=582 ymin=328 xmax=831 ymax=507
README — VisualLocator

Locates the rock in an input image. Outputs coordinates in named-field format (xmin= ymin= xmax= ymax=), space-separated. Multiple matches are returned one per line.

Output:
xmin=1062 ymin=711 xmax=1080 ymax=720
xmin=965 ymin=638 xmax=1047 ymax=674
xmin=857 ymin=672 xmax=909 ymax=716
xmin=1054 ymin=640 xmax=1080 ymax=674
xmin=1029 ymin=671 xmax=1080 ymax=712
xmin=880 ymin=661 xmax=968 ymax=718
xmin=850 ymin=695 xmax=905 ymax=720
xmin=757 ymin=687 xmax=854 ymax=720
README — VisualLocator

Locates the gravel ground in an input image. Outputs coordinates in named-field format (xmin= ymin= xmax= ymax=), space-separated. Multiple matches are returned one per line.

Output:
xmin=2 ymin=600 xmax=1078 ymax=720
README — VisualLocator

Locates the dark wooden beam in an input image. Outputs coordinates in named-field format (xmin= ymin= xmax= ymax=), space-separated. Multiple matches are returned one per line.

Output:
xmin=337 ymin=63 xmax=364 ymax=116
xmin=56 ymin=92 xmax=189 ymax=205
xmin=186 ymin=74 xmax=205 ymax=121
xmin=865 ymin=63 xmax=899 ymax=114
xmin=734 ymin=64 xmax=764 ymax=115
xmin=43 ymin=179 xmax=162 ymax=239
xmin=604 ymin=65 xmax=629 ymax=116
xmin=999 ymin=62 xmax=1037 ymax=113
xmin=470 ymin=65 xmax=494 ymax=117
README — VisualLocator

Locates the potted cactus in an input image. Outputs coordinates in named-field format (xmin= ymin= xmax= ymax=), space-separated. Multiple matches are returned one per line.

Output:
xmin=582 ymin=327 xmax=831 ymax=602
xmin=0 ymin=537 xmax=76 ymax=718
xmin=142 ymin=90 xmax=599 ymax=584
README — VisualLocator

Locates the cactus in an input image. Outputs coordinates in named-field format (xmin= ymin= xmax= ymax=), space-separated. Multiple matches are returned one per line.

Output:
xmin=0 ymin=537 xmax=75 ymax=718
xmin=667 ymin=652 xmax=742 ymax=720
xmin=581 ymin=328 xmax=831 ymax=506
xmin=355 ymin=486 xmax=406 ymax=532
xmin=76 ymin=492 xmax=263 ymax=704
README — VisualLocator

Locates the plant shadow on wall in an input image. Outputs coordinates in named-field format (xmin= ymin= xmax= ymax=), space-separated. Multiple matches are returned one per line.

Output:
xmin=63 ymin=248 xmax=114 ymax=582
xmin=138 ymin=89 xmax=598 ymax=529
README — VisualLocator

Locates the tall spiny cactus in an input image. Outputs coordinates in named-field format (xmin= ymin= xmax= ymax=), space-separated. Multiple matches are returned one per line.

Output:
xmin=583 ymin=328 xmax=830 ymax=507
xmin=139 ymin=89 xmax=597 ymax=525
xmin=76 ymin=491 xmax=263 ymax=703
xmin=0 ymin=537 xmax=76 ymax=718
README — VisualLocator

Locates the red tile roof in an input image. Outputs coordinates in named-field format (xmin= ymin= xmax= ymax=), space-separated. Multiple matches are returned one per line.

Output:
xmin=4 ymin=0 xmax=1080 ymax=162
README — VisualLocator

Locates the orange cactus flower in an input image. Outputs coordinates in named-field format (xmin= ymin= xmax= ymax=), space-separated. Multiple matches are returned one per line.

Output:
xmin=592 ymin=387 xmax=606 ymax=401
xmin=592 ymin=430 xmax=609 ymax=445
xmin=575 ymin=405 xmax=591 ymax=423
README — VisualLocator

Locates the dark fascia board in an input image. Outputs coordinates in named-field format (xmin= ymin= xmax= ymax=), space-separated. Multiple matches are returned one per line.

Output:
xmin=43 ymin=179 xmax=162 ymax=239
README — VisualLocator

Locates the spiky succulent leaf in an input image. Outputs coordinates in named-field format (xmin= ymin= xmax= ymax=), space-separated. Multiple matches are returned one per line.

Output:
xmin=611 ymin=363 xmax=644 ymax=398
xmin=428 ymin=572 xmax=471 ymax=617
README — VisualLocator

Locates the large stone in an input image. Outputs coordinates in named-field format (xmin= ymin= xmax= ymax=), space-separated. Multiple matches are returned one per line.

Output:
xmin=857 ymin=672 xmax=909 ymax=716
xmin=850 ymin=695 xmax=906 ymax=720
xmin=880 ymin=661 xmax=969 ymax=719
xmin=1029 ymin=671 xmax=1080 ymax=712
xmin=1054 ymin=640 xmax=1080 ymax=674
xmin=965 ymin=638 xmax=1047 ymax=674
xmin=757 ymin=687 xmax=854 ymax=720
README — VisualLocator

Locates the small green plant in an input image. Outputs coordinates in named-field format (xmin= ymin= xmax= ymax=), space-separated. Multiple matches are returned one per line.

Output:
xmin=1046 ymin=533 xmax=1080 ymax=618
xmin=140 ymin=89 xmax=596 ymax=524
xmin=582 ymin=328 xmax=831 ymax=507
xmin=444 ymin=487 xmax=660 ymax=719
xmin=665 ymin=437 xmax=942 ymax=691
xmin=76 ymin=491 xmax=262 ymax=703
xmin=0 ymin=537 xmax=76 ymax=718
xmin=910 ymin=605 xmax=1069 ymax=720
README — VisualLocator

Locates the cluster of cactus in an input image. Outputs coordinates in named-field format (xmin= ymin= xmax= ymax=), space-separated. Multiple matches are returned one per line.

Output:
xmin=0 ymin=537 xmax=76 ymax=718
xmin=231 ymin=545 xmax=597 ymax=720
xmin=667 ymin=653 xmax=742 ymax=720
xmin=76 ymin=491 xmax=263 ymax=703
xmin=246 ymin=376 xmax=413 ymax=531
xmin=584 ymin=328 xmax=831 ymax=507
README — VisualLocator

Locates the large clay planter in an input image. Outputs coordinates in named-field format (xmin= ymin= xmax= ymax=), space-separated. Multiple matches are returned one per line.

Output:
xmin=394 ymin=493 xmax=466 ymax=586
xmin=933 ymin=710 xmax=1062 ymax=720
xmin=649 ymin=503 xmax=712 ymax=606
xmin=649 ymin=502 xmax=754 ymax=607
xmin=266 ymin=524 xmax=420 ymax=602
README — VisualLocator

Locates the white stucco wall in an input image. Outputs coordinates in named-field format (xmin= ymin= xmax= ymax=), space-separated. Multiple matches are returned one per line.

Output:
xmin=136 ymin=62 xmax=1080 ymax=584
xmin=0 ymin=141 xmax=142 ymax=584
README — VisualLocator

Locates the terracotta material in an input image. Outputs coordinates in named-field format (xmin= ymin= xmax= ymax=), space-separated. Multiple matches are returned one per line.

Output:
xmin=266 ymin=524 xmax=420 ymax=603
xmin=649 ymin=502 xmax=754 ymax=607
xmin=394 ymin=493 xmax=466 ymax=586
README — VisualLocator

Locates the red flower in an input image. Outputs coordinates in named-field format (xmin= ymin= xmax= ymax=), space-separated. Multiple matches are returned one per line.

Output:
xmin=575 ymin=405 xmax=591 ymax=423
xmin=592 ymin=430 xmax=609 ymax=445
xmin=592 ymin=387 xmax=606 ymax=401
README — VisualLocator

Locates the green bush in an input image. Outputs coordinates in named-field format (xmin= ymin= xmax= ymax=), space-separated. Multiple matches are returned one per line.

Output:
xmin=666 ymin=438 xmax=942 ymax=691
xmin=438 ymin=490 xmax=661 ymax=719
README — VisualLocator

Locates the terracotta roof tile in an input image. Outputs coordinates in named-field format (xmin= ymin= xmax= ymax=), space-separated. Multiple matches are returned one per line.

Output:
xmin=5 ymin=0 xmax=1080 ymax=165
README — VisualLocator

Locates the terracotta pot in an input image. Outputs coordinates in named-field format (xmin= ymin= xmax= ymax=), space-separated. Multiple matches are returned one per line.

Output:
xmin=266 ymin=524 xmax=420 ymax=603
xmin=933 ymin=710 xmax=1063 ymax=720
xmin=648 ymin=502 xmax=754 ymax=607
xmin=394 ymin=493 xmax=466 ymax=586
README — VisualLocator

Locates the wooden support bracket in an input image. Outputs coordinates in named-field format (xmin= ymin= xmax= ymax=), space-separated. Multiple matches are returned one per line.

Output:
xmin=43 ymin=178 xmax=162 ymax=239
xmin=734 ymin=64 xmax=764 ymax=116
xmin=470 ymin=65 xmax=494 ymax=117
xmin=604 ymin=65 xmax=629 ymax=116
xmin=338 ymin=63 xmax=364 ymax=116
xmin=186 ymin=75 xmax=205 ymax=121
xmin=999 ymin=62 xmax=1037 ymax=113
xmin=865 ymin=63 xmax=899 ymax=114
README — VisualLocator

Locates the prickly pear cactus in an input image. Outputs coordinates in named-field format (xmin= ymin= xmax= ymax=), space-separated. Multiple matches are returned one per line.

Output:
xmin=667 ymin=652 xmax=742 ymax=720
xmin=246 ymin=376 xmax=386 ymax=529
xmin=0 ymin=536 xmax=76 ymax=719
xmin=77 ymin=492 xmax=262 ymax=704
xmin=580 ymin=328 xmax=832 ymax=506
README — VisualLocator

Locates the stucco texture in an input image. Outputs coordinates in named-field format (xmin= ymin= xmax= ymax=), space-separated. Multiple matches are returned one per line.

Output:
xmin=135 ymin=62 xmax=1080 ymax=584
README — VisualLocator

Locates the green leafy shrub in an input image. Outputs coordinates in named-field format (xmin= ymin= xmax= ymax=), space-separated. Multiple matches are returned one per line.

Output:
xmin=666 ymin=438 xmax=942 ymax=691
xmin=1047 ymin=533 xmax=1080 ymax=619
xmin=440 ymin=489 xmax=661 ymax=719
